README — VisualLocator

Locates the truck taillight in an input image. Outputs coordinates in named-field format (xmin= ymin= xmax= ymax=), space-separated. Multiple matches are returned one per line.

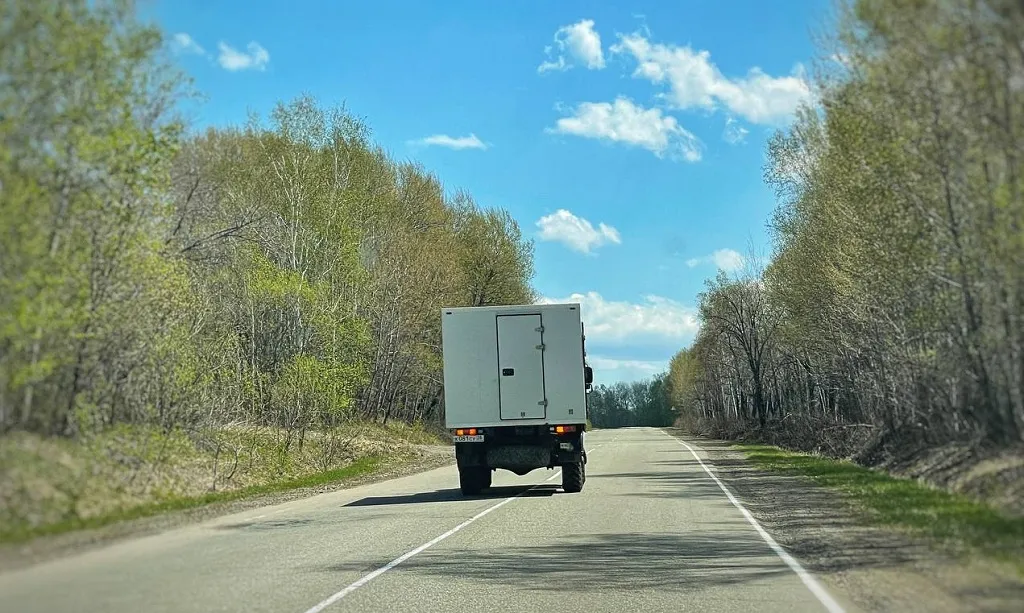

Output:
xmin=453 ymin=428 xmax=478 ymax=436
xmin=552 ymin=425 xmax=576 ymax=434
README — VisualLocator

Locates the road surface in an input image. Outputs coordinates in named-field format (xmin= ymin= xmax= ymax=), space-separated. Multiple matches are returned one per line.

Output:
xmin=0 ymin=427 xmax=856 ymax=613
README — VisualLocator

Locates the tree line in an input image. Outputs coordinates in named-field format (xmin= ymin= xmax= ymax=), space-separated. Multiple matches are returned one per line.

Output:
xmin=668 ymin=0 xmax=1024 ymax=463
xmin=0 ymin=0 xmax=535 ymax=443
xmin=587 ymin=374 xmax=676 ymax=429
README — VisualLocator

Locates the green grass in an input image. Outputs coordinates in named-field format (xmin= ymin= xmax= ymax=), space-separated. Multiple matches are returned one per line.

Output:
xmin=0 ymin=455 xmax=383 ymax=544
xmin=737 ymin=444 xmax=1024 ymax=567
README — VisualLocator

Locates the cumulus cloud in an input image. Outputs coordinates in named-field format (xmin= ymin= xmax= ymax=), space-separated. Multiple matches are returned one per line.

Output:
xmin=536 ymin=209 xmax=620 ymax=254
xmin=611 ymin=32 xmax=813 ymax=124
xmin=547 ymin=96 xmax=702 ymax=162
xmin=686 ymin=248 xmax=744 ymax=272
xmin=537 ymin=291 xmax=699 ymax=346
xmin=539 ymin=19 xmax=606 ymax=73
xmin=171 ymin=32 xmax=205 ymax=56
xmin=408 ymin=133 xmax=488 ymax=150
xmin=217 ymin=41 xmax=270 ymax=71
xmin=587 ymin=356 xmax=667 ymax=383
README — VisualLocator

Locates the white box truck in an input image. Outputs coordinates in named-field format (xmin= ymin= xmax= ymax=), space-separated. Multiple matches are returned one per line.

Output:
xmin=440 ymin=302 xmax=594 ymax=496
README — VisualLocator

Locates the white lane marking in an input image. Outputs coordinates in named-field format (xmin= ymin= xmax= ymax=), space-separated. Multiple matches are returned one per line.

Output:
xmin=301 ymin=445 xmax=602 ymax=612
xmin=665 ymin=433 xmax=846 ymax=613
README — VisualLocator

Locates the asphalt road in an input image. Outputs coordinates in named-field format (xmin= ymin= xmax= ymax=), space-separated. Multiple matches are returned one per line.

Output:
xmin=0 ymin=427 xmax=858 ymax=613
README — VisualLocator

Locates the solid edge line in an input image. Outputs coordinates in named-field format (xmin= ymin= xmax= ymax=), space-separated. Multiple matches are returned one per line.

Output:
xmin=664 ymin=433 xmax=846 ymax=613
xmin=300 ymin=445 xmax=600 ymax=613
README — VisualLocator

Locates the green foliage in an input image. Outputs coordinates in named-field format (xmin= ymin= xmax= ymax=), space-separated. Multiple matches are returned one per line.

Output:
xmin=671 ymin=0 xmax=1024 ymax=466
xmin=0 ymin=0 xmax=192 ymax=435
xmin=272 ymin=355 xmax=365 ymax=423
xmin=452 ymin=195 xmax=537 ymax=306
xmin=0 ymin=0 xmax=534 ymax=540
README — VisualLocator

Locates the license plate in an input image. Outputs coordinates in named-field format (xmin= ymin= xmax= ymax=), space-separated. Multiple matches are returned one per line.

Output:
xmin=452 ymin=434 xmax=484 ymax=443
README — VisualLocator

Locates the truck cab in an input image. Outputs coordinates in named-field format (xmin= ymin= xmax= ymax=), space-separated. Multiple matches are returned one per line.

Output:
xmin=440 ymin=303 xmax=593 ymax=495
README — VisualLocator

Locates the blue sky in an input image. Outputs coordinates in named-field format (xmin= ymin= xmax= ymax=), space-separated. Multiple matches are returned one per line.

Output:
xmin=151 ymin=0 xmax=833 ymax=385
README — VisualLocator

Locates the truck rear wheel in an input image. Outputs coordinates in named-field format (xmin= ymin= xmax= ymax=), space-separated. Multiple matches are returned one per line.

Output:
xmin=459 ymin=466 xmax=489 ymax=496
xmin=562 ymin=460 xmax=585 ymax=493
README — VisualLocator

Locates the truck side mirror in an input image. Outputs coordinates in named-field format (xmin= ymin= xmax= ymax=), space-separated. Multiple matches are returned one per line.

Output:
xmin=584 ymin=366 xmax=593 ymax=385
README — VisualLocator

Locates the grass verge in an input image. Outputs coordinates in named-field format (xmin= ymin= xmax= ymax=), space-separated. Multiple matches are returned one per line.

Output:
xmin=1 ymin=421 xmax=448 ymax=546
xmin=737 ymin=443 xmax=1024 ymax=569
xmin=1 ymin=456 xmax=382 ymax=544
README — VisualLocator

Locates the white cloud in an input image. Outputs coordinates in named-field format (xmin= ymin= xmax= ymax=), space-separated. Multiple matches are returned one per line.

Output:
xmin=537 ymin=292 xmax=700 ymax=346
xmin=171 ymin=33 xmax=205 ymax=56
xmin=686 ymin=248 xmax=744 ymax=272
xmin=610 ymin=32 xmax=813 ymax=124
xmin=588 ymin=356 xmax=667 ymax=383
xmin=408 ymin=133 xmax=488 ymax=150
xmin=723 ymin=117 xmax=749 ymax=144
xmin=538 ymin=19 xmax=606 ymax=73
xmin=536 ymin=209 xmax=620 ymax=254
xmin=547 ymin=96 xmax=702 ymax=162
xmin=217 ymin=41 xmax=270 ymax=72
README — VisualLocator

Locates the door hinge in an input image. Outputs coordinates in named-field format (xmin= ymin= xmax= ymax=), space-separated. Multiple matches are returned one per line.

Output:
xmin=538 ymin=399 xmax=548 ymax=406
xmin=535 ymin=343 xmax=545 ymax=350
xmin=535 ymin=325 xmax=544 ymax=333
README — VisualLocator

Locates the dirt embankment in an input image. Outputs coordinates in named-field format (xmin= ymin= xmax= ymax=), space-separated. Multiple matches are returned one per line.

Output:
xmin=875 ymin=443 xmax=1024 ymax=519
xmin=665 ymin=429 xmax=1024 ymax=613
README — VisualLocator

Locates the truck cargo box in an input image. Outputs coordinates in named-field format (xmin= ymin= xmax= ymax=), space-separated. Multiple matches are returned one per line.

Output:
xmin=441 ymin=303 xmax=588 ymax=430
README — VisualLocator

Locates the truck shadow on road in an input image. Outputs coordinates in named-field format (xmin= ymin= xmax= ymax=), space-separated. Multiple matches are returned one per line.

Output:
xmin=317 ymin=531 xmax=808 ymax=593
xmin=344 ymin=484 xmax=560 ymax=507
xmin=588 ymin=462 xmax=738 ymax=502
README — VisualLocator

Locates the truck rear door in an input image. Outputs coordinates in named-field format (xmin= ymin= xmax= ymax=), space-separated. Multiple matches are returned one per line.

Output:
xmin=496 ymin=314 xmax=547 ymax=420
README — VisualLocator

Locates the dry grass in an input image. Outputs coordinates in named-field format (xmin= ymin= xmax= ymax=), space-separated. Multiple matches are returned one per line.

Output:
xmin=0 ymin=420 xmax=445 ymax=543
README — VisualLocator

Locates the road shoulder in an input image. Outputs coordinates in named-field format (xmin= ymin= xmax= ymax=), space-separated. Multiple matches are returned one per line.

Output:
xmin=663 ymin=428 xmax=1023 ymax=613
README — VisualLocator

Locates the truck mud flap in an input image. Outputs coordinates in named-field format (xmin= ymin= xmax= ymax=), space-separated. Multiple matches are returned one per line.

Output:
xmin=487 ymin=445 xmax=549 ymax=468
xmin=554 ymin=449 xmax=584 ymax=465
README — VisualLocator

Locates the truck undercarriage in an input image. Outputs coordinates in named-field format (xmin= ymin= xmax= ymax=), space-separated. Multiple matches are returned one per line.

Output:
xmin=453 ymin=424 xmax=587 ymax=495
